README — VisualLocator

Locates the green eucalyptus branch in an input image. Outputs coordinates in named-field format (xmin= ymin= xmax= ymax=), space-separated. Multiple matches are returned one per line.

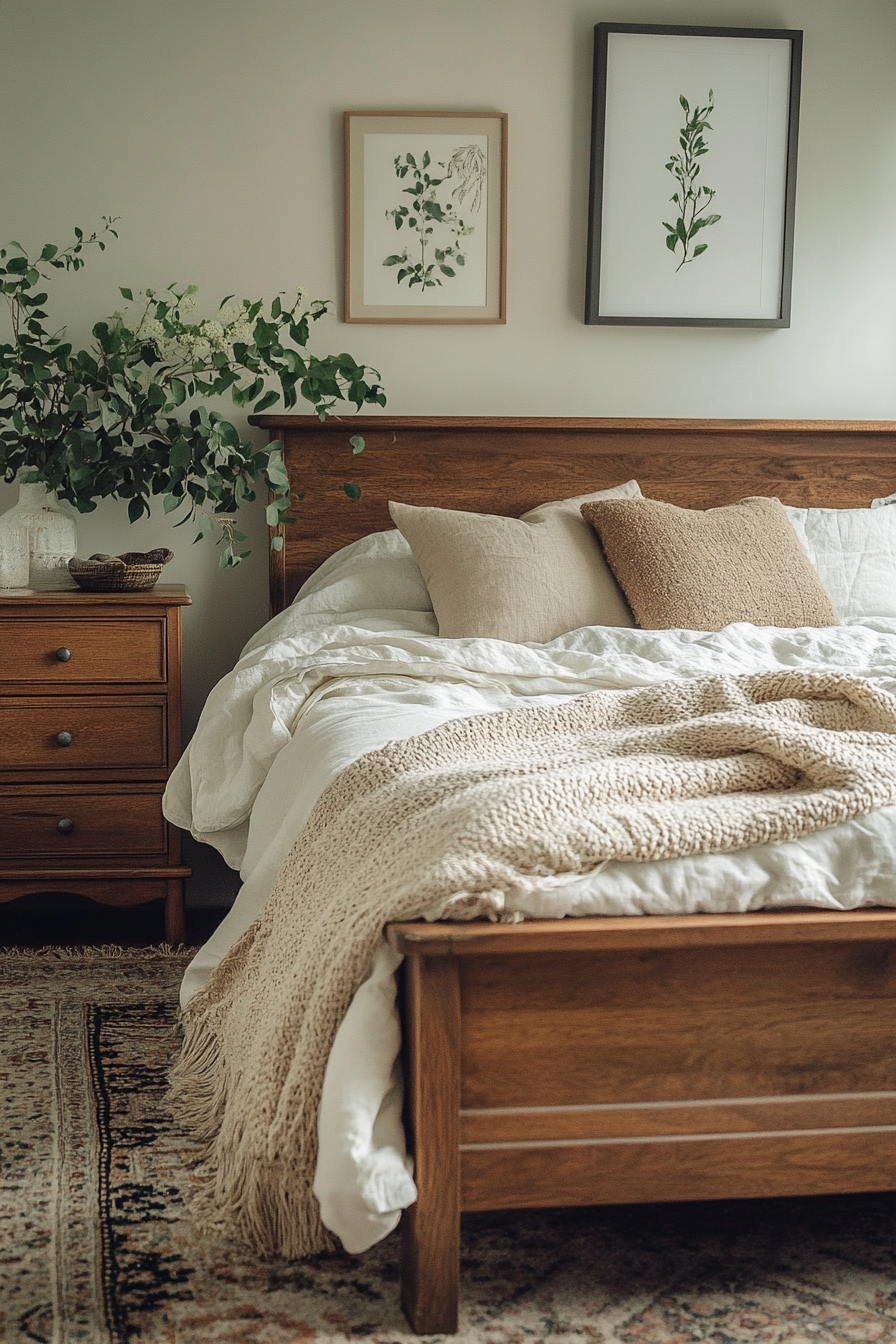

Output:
xmin=662 ymin=92 xmax=721 ymax=270
xmin=0 ymin=223 xmax=386 ymax=567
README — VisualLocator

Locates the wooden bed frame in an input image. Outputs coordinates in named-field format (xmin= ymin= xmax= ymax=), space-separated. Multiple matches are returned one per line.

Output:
xmin=252 ymin=414 xmax=896 ymax=1334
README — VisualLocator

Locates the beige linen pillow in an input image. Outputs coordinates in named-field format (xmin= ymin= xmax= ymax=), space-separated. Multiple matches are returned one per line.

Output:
xmin=580 ymin=496 xmax=839 ymax=631
xmin=388 ymin=481 xmax=641 ymax=642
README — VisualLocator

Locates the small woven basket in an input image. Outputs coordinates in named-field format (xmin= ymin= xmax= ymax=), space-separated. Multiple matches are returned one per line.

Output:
xmin=68 ymin=549 xmax=174 ymax=592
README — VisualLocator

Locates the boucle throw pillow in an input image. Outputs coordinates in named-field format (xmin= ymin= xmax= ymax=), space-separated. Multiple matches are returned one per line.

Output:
xmin=785 ymin=504 xmax=896 ymax=620
xmin=580 ymin=496 xmax=839 ymax=631
xmin=388 ymin=481 xmax=640 ymax=642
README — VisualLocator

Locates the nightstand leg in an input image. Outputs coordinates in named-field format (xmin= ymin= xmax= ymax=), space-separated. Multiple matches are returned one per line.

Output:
xmin=164 ymin=879 xmax=186 ymax=945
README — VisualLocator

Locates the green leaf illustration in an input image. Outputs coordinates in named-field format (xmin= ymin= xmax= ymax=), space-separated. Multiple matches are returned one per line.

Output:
xmin=382 ymin=144 xmax=484 ymax=291
xmin=663 ymin=91 xmax=721 ymax=270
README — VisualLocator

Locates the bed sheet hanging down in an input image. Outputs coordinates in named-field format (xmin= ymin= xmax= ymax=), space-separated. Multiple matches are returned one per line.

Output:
xmin=167 ymin=661 xmax=896 ymax=1262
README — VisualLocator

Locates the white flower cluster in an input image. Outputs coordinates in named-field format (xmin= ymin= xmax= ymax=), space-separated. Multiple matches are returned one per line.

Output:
xmin=137 ymin=317 xmax=166 ymax=344
xmin=155 ymin=333 xmax=209 ymax=364
xmin=199 ymin=320 xmax=227 ymax=351
xmin=133 ymin=290 xmax=311 ymax=370
xmin=223 ymin=316 xmax=255 ymax=347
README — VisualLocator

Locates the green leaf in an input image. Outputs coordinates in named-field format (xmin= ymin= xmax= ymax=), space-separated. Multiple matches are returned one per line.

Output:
xmin=349 ymin=434 xmax=365 ymax=454
xmin=99 ymin=400 xmax=119 ymax=430
xmin=119 ymin=287 xmax=134 ymax=301
xmin=439 ymin=265 xmax=455 ymax=277
xmin=127 ymin=496 xmax=146 ymax=523
xmin=170 ymin=437 xmax=192 ymax=470
xmin=270 ymin=533 xmax=284 ymax=551
xmin=265 ymin=501 xmax=282 ymax=526
xmin=163 ymin=492 xmax=183 ymax=513
xmin=383 ymin=255 xmax=403 ymax=266
xmin=693 ymin=243 xmax=708 ymax=256
xmin=342 ymin=481 xmax=361 ymax=500
xmin=252 ymin=388 xmax=279 ymax=414
xmin=253 ymin=317 xmax=275 ymax=349
xmin=265 ymin=452 xmax=290 ymax=488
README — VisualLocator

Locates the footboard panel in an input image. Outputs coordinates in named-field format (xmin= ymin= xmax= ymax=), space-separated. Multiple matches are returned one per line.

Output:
xmin=390 ymin=911 xmax=896 ymax=1332
xmin=461 ymin=1131 xmax=896 ymax=1210
xmin=458 ymin=938 xmax=896 ymax=1205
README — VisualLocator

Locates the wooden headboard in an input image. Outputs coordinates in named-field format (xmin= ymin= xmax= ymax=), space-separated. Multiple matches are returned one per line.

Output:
xmin=248 ymin=416 xmax=896 ymax=614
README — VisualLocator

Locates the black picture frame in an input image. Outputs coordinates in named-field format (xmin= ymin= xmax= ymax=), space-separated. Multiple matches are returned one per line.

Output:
xmin=585 ymin=23 xmax=802 ymax=328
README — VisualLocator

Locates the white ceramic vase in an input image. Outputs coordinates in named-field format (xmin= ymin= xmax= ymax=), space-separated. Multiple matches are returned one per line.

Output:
xmin=0 ymin=498 xmax=30 ymax=588
xmin=0 ymin=478 xmax=79 ymax=590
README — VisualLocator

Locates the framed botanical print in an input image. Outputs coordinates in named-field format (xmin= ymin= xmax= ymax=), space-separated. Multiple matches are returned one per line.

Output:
xmin=585 ymin=25 xmax=802 ymax=327
xmin=345 ymin=111 xmax=507 ymax=324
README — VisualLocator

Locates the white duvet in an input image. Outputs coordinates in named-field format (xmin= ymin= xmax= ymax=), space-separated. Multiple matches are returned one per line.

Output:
xmin=164 ymin=529 xmax=896 ymax=1255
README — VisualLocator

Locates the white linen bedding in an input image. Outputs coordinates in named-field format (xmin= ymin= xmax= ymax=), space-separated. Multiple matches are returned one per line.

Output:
xmin=164 ymin=531 xmax=896 ymax=1256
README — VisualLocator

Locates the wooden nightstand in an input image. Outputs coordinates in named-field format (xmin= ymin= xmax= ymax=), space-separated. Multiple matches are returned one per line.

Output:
xmin=0 ymin=585 xmax=192 ymax=943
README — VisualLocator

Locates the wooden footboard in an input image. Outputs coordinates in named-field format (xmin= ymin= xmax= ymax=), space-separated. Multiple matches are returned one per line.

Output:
xmin=387 ymin=910 xmax=896 ymax=1334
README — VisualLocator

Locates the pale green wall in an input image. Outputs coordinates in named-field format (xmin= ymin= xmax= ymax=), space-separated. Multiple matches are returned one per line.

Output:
xmin=2 ymin=0 xmax=894 ymax=902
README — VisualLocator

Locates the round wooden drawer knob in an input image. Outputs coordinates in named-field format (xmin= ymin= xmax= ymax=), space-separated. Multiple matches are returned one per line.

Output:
xmin=56 ymin=731 xmax=73 ymax=747
xmin=55 ymin=647 xmax=72 ymax=662
xmin=57 ymin=818 xmax=75 ymax=835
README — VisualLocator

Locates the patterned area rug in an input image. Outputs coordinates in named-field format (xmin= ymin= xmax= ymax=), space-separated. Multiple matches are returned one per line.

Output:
xmin=5 ymin=948 xmax=896 ymax=1343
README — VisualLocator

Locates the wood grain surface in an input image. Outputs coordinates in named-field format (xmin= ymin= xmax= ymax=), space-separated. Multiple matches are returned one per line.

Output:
xmin=387 ymin=908 xmax=896 ymax=956
xmin=0 ymin=696 xmax=167 ymax=772
xmin=0 ymin=617 xmax=166 ymax=684
xmin=248 ymin=415 xmax=896 ymax=611
xmin=460 ymin=1130 xmax=896 ymax=1210
xmin=0 ymin=589 xmax=190 ymax=942
xmin=457 ymin=942 xmax=896 ymax=1109
xmin=401 ymin=956 xmax=462 ymax=1335
xmin=0 ymin=784 xmax=168 ymax=856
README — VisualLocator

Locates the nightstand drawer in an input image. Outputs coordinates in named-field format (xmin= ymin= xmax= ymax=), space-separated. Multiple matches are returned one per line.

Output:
xmin=0 ymin=697 xmax=167 ymax=770
xmin=0 ymin=788 xmax=167 ymax=856
xmin=0 ymin=619 xmax=166 ymax=685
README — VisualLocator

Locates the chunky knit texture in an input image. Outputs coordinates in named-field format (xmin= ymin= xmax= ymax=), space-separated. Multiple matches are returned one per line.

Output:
xmin=581 ymin=496 xmax=839 ymax=630
xmin=170 ymin=670 xmax=896 ymax=1259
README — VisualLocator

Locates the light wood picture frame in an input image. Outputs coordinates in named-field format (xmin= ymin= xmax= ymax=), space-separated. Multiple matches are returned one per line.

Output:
xmin=345 ymin=111 xmax=507 ymax=324
xmin=585 ymin=24 xmax=802 ymax=328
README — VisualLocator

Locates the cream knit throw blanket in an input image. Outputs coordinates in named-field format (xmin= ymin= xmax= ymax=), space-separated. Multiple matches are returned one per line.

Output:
xmin=171 ymin=670 xmax=896 ymax=1258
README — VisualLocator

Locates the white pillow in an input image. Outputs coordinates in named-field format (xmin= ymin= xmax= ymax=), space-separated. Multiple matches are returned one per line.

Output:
xmin=290 ymin=528 xmax=431 ymax=615
xmin=785 ymin=504 xmax=896 ymax=619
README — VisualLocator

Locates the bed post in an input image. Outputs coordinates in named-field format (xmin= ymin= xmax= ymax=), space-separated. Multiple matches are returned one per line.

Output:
xmin=400 ymin=953 xmax=461 ymax=1334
